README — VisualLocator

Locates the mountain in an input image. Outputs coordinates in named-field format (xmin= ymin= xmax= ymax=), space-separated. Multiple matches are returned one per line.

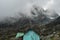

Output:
xmin=0 ymin=6 xmax=60 ymax=40
xmin=0 ymin=8 xmax=48 ymax=26
xmin=45 ymin=16 xmax=60 ymax=34
xmin=0 ymin=6 xmax=59 ymax=28
xmin=46 ymin=16 xmax=60 ymax=26
xmin=30 ymin=7 xmax=53 ymax=24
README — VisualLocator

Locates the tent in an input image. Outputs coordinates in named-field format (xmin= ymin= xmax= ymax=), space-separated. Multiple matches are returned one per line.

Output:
xmin=23 ymin=30 xmax=40 ymax=40
xmin=16 ymin=32 xmax=24 ymax=39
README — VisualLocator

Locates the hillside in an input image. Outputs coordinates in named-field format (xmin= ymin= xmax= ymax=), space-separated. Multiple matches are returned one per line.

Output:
xmin=0 ymin=7 xmax=60 ymax=40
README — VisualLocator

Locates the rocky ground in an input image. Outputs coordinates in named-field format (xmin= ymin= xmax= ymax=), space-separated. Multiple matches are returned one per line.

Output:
xmin=0 ymin=24 xmax=60 ymax=40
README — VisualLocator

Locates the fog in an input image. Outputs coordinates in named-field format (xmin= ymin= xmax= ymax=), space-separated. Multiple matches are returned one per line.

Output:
xmin=0 ymin=0 xmax=60 ymax=21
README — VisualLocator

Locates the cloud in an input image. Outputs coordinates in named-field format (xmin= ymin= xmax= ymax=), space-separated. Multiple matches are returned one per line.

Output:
xmin=0 ymin=0 xmax=60 ymax=21
xmin=43 ymin=0 xmax=54 ymax=10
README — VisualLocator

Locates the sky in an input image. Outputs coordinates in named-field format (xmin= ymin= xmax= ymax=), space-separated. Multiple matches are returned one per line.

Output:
xmin=0 ymin=0 xmax=60 ymax=21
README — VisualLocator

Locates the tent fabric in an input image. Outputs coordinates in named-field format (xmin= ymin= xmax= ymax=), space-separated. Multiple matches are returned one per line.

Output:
xmin=23 ymin=30 xmax=40 ymax=40
xmin=15 ymin=32 xmax=24 ymax=38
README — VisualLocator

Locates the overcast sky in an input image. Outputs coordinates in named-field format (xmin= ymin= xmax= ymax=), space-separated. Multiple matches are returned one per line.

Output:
xmin=0 ymin=0 xmax=60 ymax=21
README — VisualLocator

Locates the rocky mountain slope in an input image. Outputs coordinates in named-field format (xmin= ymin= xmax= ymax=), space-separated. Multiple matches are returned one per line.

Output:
xmin=0 ymin=7 xmax=60 ymax=40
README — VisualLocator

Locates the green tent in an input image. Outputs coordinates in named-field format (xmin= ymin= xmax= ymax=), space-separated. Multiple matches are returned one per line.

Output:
xmin=23 ymin=30 xmax=40 ymax=40
xmin=15 ymin=31 xmax=40 ymax=40
xmin=16 ymin=32 xmax=24 ymax=38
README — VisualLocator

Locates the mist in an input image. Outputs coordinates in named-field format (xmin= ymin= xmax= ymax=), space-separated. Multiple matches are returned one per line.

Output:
xmin=0 ymin=0 xmax=60 ymax=21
